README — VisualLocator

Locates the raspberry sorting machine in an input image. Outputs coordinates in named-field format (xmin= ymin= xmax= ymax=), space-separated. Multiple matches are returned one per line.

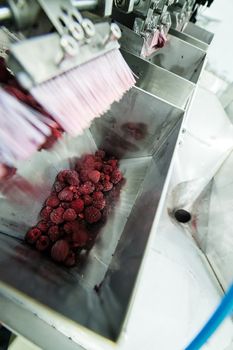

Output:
xmin=0 ymin=0 xmax=214 ymax=349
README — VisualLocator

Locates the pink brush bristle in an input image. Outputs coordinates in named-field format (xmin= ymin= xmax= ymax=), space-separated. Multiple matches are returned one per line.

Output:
xmin=31 ymin=49 xmax=136 ymax=137
xmin=0 ymin=88 xmax=52 ymax=162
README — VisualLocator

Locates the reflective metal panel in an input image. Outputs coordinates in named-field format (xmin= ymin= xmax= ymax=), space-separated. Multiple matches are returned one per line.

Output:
xmin=0 ymin=86 xmax=184 ymax=344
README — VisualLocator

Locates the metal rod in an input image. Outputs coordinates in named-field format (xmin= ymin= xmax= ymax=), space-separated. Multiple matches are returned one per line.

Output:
xmin=0 ymin=6 xmax=11 ymax=21
xmin=71 ymin=0 xmax=98 ymax=10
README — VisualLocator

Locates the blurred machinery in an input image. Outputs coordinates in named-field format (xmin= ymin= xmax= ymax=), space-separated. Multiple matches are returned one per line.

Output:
xmin=0 ymin=1 xmax=217 ymax=350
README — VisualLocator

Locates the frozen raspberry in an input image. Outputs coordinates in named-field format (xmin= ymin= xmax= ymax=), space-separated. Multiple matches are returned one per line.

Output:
xmin=71 ymin=198 xmax=84 ymax=213
xmin=63 ymin=208 xmax=77 ymax=221
xmin=93 ymin=191 xmax=104 ymax=200
xmin=95 ymin=183 xmax=104 ymax=191
xmin=54 ymin=181 xmax=65 ymax=193
xmin=37 ymin=220 xmax=50 ymax=233
xmin=26 ymin=227 xmax=41 ymax=244
xmin=51 ymin=240 xmax=69 ymax=262
xmin=78 ymin=213 xmax=84 ymax=219
xmin=83 ymin=195 xmax=92 ymax=206
xmin=107 ymin=159 xmax=118 ymax=168
xmin=57 ymin=170 xmax=70 ymax=182
xmin=69 ymin=186 xmax=79 ymax=193
xmin=88 ymin=170 xmax=100 ymax=184
xmin=46 ymin=195 xmax=60 ymax=208
xmin=50 ymin=207 xmax=64 ymax=224
xmin=73 ymin=192 xmax=80 ymax=199
xmin=93 ymin=198 xmax=106 ymax=210
xmin=60 ymin=202 xmax=70 ymax=209
xmin=80 ymin=181 xmax=95 ymax=195
xmin=95 ymin=150 xmax=105 ymax=159
xmin=40 ymin=206 xmax=53 ymax=220
xmin=83 ymin=155 xmax=95 ymax=169
xmin=36 ymin=235 xmax=50 ymax=251
xmin=94 ymin=162 xmax=102 ymax=171
xmin=64 ymin=222 xmax=74 ymax=235
xmin=64 ymin=251 xmax=76 ymax=267
xmin=66 ymin=170 xmax=80 ymax=186
xmin=84 ymin=206 xmax=101 ymax=224
xmin=58 ymin=187 xmax=73 ymax=201
xmin=105 ymin=175 xmax=110 ymax=181
xmin=103 ymin=165 xmax=113 ymax=175
xmin=72 ymin=229 xmax=88 ymax=247
xmin=48 ymin=225 xmax=60 ymax=242
xmin=100 ymin=173 xmax=105 ymax=181
xmin=111 ymin=169 xmax=123 ymax=184
xmin=80 ymin=169 xmax=89 ymax=182
xmin=103 ymin=181 xmax=113 ymax=192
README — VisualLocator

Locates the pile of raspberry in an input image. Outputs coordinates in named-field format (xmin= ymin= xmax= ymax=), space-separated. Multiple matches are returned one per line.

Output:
xmin=25 ymin=150 xmax=123 ymax=267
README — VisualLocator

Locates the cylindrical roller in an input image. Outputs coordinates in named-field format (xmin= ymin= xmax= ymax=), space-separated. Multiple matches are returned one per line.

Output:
xmin=71 ymin=0 xmax=98 ymax=11
xmin=0 ymin=6 xmax=11 ymax=21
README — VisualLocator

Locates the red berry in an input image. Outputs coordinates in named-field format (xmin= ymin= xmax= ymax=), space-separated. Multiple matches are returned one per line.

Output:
xmin=51 ymin=240 xmax=69 ymax=262
xmin=50 ymin=207 xmax=64 ymax=224
xmin=80 ymin=181 xmax=95 ymax=195
xmin=72 ymin=229 xmax=88 ymax=247
xmin=83 ymin=154 xmax=96 ymax=167
xmin=107 ymin=159 xmax=118 ymax=168
xmin=64 ymin=251 xmax=76 ymax=267
xmin=100 ymin=173 xmax=105 ymax=181
xmin=37 ymin=220 xmax=50 ymax=233
xmin=94 ymin=162 xmax=102 ymax=171
xmin=88 ymin=170 xmax=100 ymax=184
xmin=95 ymin=150 xmax=105 ymax=159
xmin=54 ymin=181 xmax=65 ymax=193
xmin=93 ymin=198 xmax=106 ymax=210
xmin=73 ymin=192 xmax=80 ymax=199
xmin=95 ymin=183 xmax=104 ymax=191
xmin=48 ymin=225 xmax=60 ymax=242
xmin=57 ymin=170 xmax=70 ymax=182
xmin=36 ymin=235 xmax=50 ymax=251
xmin=105 ymin=175 xmax=110 ymax=181
xmin=83 ymin=195 xmax=92 ymax=206
xmin=111 ymin=169 xmax=123 ymax=184
xmin=63 ymin=222 xmax=75 ymax=235
xmin=103 ymin=181 xmax=113 ymax=192
xmin=60 ymin=202 xmax=70 ymax=209
xmin=26 ymin=227 xmax=41 ymax=244
xmin=80 ymin=169 xmax=89 ymax=182
xmin=103 ymin=165 xmax=113 ymax=175
xmin=65 ymin=170 xmax=79 ymax=186
xmin=93 ymin=191 xmax=104 ymax=200
xmin=58 ymin=187 xmax=73 ymax=201
xmin=84 ymin=206 xmax=101 ymax=224
xmin=46 ymin=195 xmax=60 ymax=208
xmin=41 ymin=206 xmax=53 ymax=220
xmin=63 ymin=208 xmax=77 ymax=221
xmin=71 ymin=199 xmax=84 ymax=213
xmin=69 ymin=186 xmax=79 ymax=193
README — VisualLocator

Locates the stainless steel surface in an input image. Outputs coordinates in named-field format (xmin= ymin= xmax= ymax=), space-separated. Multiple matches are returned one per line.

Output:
xmin=7 ymin=0 xmax=40 ymax=29
xmin=119 ymin=24 xmax=206 ymax=83
xmin=183 ymin=22 xmax=214 ymax=45
xmin=121 ymin=49 xmax=194 ymax=109
xmin=149 ymin=33 xmax=206 ymax=83
xmin=8 ymin=24 xmax=119 ymax=87
xmin=0 ymin=86 xmax=183 ymax=345
xmin=169 ymin=27 xmax=209 ymax=51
